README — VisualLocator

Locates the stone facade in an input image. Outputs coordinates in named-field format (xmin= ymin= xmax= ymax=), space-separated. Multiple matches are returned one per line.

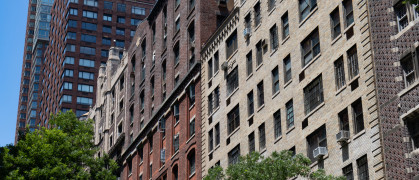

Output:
xmin=201 ymin=0 xmax=384 ymax=179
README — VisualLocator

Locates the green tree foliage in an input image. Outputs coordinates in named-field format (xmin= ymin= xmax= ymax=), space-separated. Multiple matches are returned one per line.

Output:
xmin=204 ymin=151 xmax=345 ymax=180
xmin=1 ymin=111 xmax=118 ymax=180
xmin=404 ymin=0 xmax=419 ymax=10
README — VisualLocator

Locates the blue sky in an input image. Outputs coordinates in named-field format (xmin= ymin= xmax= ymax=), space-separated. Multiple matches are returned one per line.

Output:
xmin=0 ymin=0 xmax=28 ymax=146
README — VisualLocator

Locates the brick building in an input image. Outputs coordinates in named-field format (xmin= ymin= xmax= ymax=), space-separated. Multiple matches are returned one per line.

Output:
xmin=201 ymin=0 xmax=384 ymax=179
xmin=88 ymin=0 xmax=227 ymax=179
xmin=369 ymin=0 xmax=419 ymax=179
xmin=35 ymin=0 xmax=154 ymax=128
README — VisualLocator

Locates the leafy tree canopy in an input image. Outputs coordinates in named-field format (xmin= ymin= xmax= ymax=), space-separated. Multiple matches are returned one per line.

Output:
xmin=204 ymin=151 xmax=345 ymax=180
xmin=1 ymin=111 xmax=118 ymax=180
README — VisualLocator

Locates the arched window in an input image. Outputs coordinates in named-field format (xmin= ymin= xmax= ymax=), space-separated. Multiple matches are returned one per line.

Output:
xmin=187 ymin=149 xmax=196 ymax=177
xmin=172 ymin=164 xmax=178 ymax=180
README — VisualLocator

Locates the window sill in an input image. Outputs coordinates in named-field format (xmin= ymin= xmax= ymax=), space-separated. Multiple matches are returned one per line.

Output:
xmin=298 ymin=7 xmax=318 ymax=28
xmin=352 ymin=129 xmax=366 ymax=141
xmin=343 ymin=23 xmax=355 ymax=34
xmin=174 ymin=121 xmax=180 ymax=128
xmin=227 ymin=127 xmax=240 ymax=139
xmin=159 ymin=164 xmax=165 ymax=172
xmin=128 ymin=173 xmax=133 ymax=177
xmin=209 ymin=144 xmax=221 ymax=155
xmin=139 ymin=161 xmax=143 ymax=166
xmin=303 ymin=102 xmax=325 ymax=120
xmin=286 ymin=126 xmax=295 ymax=135
xmin=174 ymin=61 xmax=180 ymax=68
xmin=247 ymin=114 xmax=254 ymax=123
xmin=272 ymin=91 xmax=280 ymax=99
xmin=260 ymin=148 xmax=267 ymax=154
xmin=256 ymin=63 xmax=263 ymax=71
xmin=226 ymin=88 xmax=239 ymax=101
xmin=331 ymin=34 xmax=342 ymax=46
xmin=348 ymin=74 xmax=360 ymax=85
xmin=246 ymin=73 xmax=253 ymax=81
xmin=281 ymin=35 xmax=290 ymax=45
xmin=270 ymin=48 xmax=278 ymax=57
xmin=189 ymin=172 xmax=196 ymax=179
xmin=274 ymin=136 xmax=283 ymax=144
xmin=209 ymin=106 xmax=220 ymax=119
xmin=284 ymin=80 xmax=292 ymax=89
xmin=335 ymin=85 xmax=347 ymax=96
xmin=398 ymin=80 xmax=419 ymax=97
xmin=257 ymin=104 xmax=265 ymax=112
xmin=268 ymin=6 xmax=276 ymax=16
xmin=171 ymin=151 xmax=179 ymax=160
xmin=186 ymin=134 xmax=195 ymax=144
xmin=392 ymin=19 xmax=419 ymax=41
xmin=254 ymin=24 xmax=262 ymax=32
xmin=227 ymin=49 xmax=239 ymax=62
xmin=189 ymin=103 xmax=195 ymax=111
xmin=300 ymin=53 xmax=321 ymax=74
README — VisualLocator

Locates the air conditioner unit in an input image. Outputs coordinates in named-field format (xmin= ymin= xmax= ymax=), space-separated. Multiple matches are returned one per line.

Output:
xmin=221 ymin=62 xmax=228 ymax=71
xmin=243 ymin=28 xmax=251 ymax=38
xmin=313 ymin=147 xmax=327 ymax=159
xmin=336 ymin=130 xmax=350 ymax=143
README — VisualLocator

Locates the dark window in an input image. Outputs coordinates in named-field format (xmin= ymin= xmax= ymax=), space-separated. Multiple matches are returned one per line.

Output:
xmin=304 ymin=75 xmax=324 ymax=114
xmin=188 ymin=150 xmax=195 ymax=176
xmin=343 ymin=164 xmax=353 ymax=180
xmin=208 ymin=87 xmax=220 ymax=114
xmin=306 ymin=125 xmax=327 ymax=162
xmin=189 ymin=118 xmax=195 ymax=137
xmin=254 ymin=2 xmax=261 ymax=27
xmin=228 ymin=145 xmax=240 ymax=165
xmin=215 ymin=123 xmax=220 ymax=146
xmin=208 ymin=129 xmax=214 ymax=151
xmin=256 ymin=41 xmax=263 ymax=66
xmin=338 ymin=109 xmax=350 ymax=132
xmin=246 ymin=51 xmax=253 ymax=76
xmin=258 ymin=123 xmax=266 ymax=151
xmin=406 ymin=116 xmax=419 ymax=150
xmin=401 ymin=52 xmax=419 ymax=88
xmin=103 ymin=26 xmax=111 ymax=33
xmin=208 ymin=58 xmax=213 ymax=78
xmin=68 ymin=20 xmax=77 ymax=28
xmin=173 ymin=134 xmax=179 ymax=152
xmin=270 ymin=25 xmax=279 ymax=50
xmin=299 ymin=0 xmax=317 ymax=21
xmin=174 ymin=103 xmax=179 ymax=124
xmin=247 ymin=91 xmax=254 ymax=116
xmin=189 ymin=83 xmax=195 ymax=105
xmin=214 ymin=52 xmax=219 ymax=73
xmin=286 ymin=100 xmax=294 ymax=128
xmin=284 ymin=55 xmax=292 ymax=82
xmin=272 ymin=67 xmax=280 ymax=94
xmin=257 ymin=81 xmax=264 ymax=107
xmin=347 ymin=46 xmax=359 ymax=80
xmin=343 ymin=0 xmax=354 ymax=28
xmin=274 ymin=109 xmax=281 ymax=139
xmin=174 ymin=43 xmax=179 ymax=64
xmin=301 ymin=28 xmax=320 ymax=66
xmin=104 ymin=1 xmax=112 ymax=9
xmin=226 ymin=31 xmax=238 ymax=59
xmin=117 ymin=3 xmax=125 ymax=12
xmin=102 ymin=37 xmax=111 ymax=45
xmin=330 ymin=8 xmax=341 ymax=39
xmin=81 ymin=34 xmax=96 ymax=43
xmin=116 ymin=28 xmax=125 ymax=35
xmin=268 ymin=0 xmax=276 ymax=11
xmin=357 ymin=155 xmax=369 ymax=180
xmin=81 ymin=22 xmax=97 ymax=31
xmin=128 ymin=158 xmax=132 ymax=175
xmin=227 ymin=67 xmax=239 ymax=96
xmin=227 ymin=105 xmax=240 ymax=135
xmin=352 ymin=98 xmax=364 ymax=134
xmin=334 ymin=57 xmax=346 ymax=90
xmin=117 ymin=16 xmax=125 ymax=24
xmin=249 ymin=132 xmax=255 ymax=153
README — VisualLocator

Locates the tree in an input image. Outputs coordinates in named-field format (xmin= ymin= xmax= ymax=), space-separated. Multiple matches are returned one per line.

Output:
xmin=1 ymin=111 xmax=118 ymax=180
xmin=204 ymin=151 xmax=345 ymax=180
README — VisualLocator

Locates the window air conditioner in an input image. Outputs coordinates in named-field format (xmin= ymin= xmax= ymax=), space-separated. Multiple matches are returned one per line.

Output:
xmin=313 ymin=146 xmax=327 ymax=159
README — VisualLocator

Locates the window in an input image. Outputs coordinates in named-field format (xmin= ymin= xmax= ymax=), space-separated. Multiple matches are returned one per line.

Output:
xmin=117 ymin=16 xmax=125 ymax=24
xmin=226 ymin=31 xmax=238 ymax=59
xmin=343 ymin=0 xmax=354 ymax=28
xmin=283 ymin=56 xmax=292 ymax=83
xmin=175 ymin=0 xmax=180 ymax=7
xmin=406 ymin=115 xmax=419 ymax=150
xmin=246 ymin=51 xmax=253 ymax=76
xmin=304 ymin=75 xmax=324 ymax=115
xmin=228 ymin=145 xmax=240 ymax=165
xmin=256 ymin=41 xmax=263 ymax=66
xmin=175 ymin=17 xmax=180 ymax=32
xmin=77 ymin=97 xmax=93 ymax=105
xmin=306 ymin=125 xmax=327 ymax=162
xmin=64 ymin=69 xmax=74 ymax=77
xmin=342 ymin=164 xmax=354 ymax=180
xmin=334 ymin=57 xmax=346 ymax=90
xmin=84 ymin=0 xmax=97 ymax=7
xmin=208 ymin=58 xmax=213 ymax=79
xmin=82 ymin=10 xmax=97 ymax=19
xmin=129 ymin=106 xmax=134 ymax=123
xmin=189 ymin=0 xmax=195 ymax=10
xmin=117 ymin=3 xmax=125 ymax=12
xmin=101 ymin=50 xmax=109 ymax=57
xmin=69 ymin=8 xmax=78 ymax=15
xmin=347 ymin=46 xmax=359 ymax=80
xmin=352 ymin=98 xmax=364 ymax=134
xmin=286 ymin=100 xmax=294 ymax=128
xmin=272 ymin=67 xmax=280 ymax=94
xmin=357 ymin=155 xmax=369 ymax=180
xmin=80 ymin=46 xmax=95 ymax=55
xmin=119 ymin=76 xmax=124 ymax=90
xmin=63 ymin=82 xmax=73 ymax=90
xmin=208 ymin=129 xmax=214 ymax=151
xmin=401 ymin=51 xmax=419 ymax=88
xmin=140 ymin=91 xmax=145 ymax=110
xmin=338 ymin=109 xmax=350 ymax=132
xmin=79 ymin=71 xmax=94 ymax=80
xmin=103 ymin=26 xmax=111 ymax=33
xmin=247 ymin=91 xmax=254 ymax=116
xmin=245 ymin=13 xmax=251 ymax=30
xmin=208 ymin=87 xmax=220 ymax=114
xmin=299 ymin=0 xmax=317 ymax=21
xmin=132 ymin=6 xmax=145 ymax=15
xmin=270 ymin=25 xmax=279 ymax=50
xmin=116 ymin=40 xmax=124 ymax=48
xmin=64 ymin=57 xmax=75 ymax=65
xmin=227 ymin=67 xmax=239 ymax=96
xmin=66 ymin=44 xmax=76 ymax=52
xmin=103 ymin=14 xmax=112 ymax=21
xmin=81 ymin=22 xmax=97 ymax=31
xmin=81 ymin=34 xmax=96 ymax=43
xmin=173 ymin=165 xmax=178 ymax=180
xmin=174 ymin=43 xmax=179 ymax=65
xmin=79 ymin=59 xmax=95 ymax=67
xmin=274 ymin=109 xmax=282 ymax=139
xmin=66 ymin=32 xmax=76 ymax=40
xmin=215 ymin=123 xmax=220 ymax=146
xmin=301 ymin=28 xmax=320 ymax=66
xmin=78 ymin=84 xmax=93 ymax=93
xmin=104 ymin=1 xmax=112 ymax=9
xmin=61 ymin=95 xmax=72 ymax=103
xmin=173 ymin=133 xmax=179 ymax=152
xmin=174 ymin=103 xmax=179 ymax=124
xmin=131 ymin=18 xmax=141 ymax=26
xmin=131 ymin=30 xmax=135 ymax=37
xmin=268 ymin=0 xmax=276 ymax=11
xmin=257 ymin=81 xmax=264 ymax=108
xmin=227 ymin=105 xmax=240 ymax=135
xmin=116 ymin=28 xmax=125 ymax=35
xmin=330 ymin=8 xmax=341 ymax=39
xmin=254 ymin=2 xmax=261 ymax=27
xmin=188 ymin=83 xmax=195 ymax=105
xmin=248 ymin=132 xmax=255 ymax=153
xmin=258 ymin=123 xmax=266 ymax=150
xmin=188 ymin=150 xmax=195 ymax=176
xmin=102 ymin=37 xmax=111 ymax=45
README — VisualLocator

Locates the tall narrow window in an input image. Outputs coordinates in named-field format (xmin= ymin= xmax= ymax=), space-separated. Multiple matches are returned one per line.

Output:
xmin=248 ymin=132 xmax=255 ymax=153
xmin=173 ymin=133 xmax=179 ymax=152
xmin=342 ymin=164 xmax=354 ymax=180
xmin=174 ymin=43 xmax=180 ymax=65
xmin=247 ymin=91 xmax=254 ymax=116
xmin=228 ymin=145 xmax=240 ymax=165
xmin=334 ymin=57 xmax=346 ymax=90
xmin=208 ymin=129 xmax=214 ymax=151
xmin=257 ymin=81 xmax=264 ymax=108
xmin=338 ymin=109 xmax=350 ymax=132
xmin=306 ymin=125 xmax=327 ymax=162
xmin=347 ymin=45 xmax=359 ymax=80
xmin=214 ymin=52 xmax=219 ymax=73
xmin=270 ymin=25 xmax=279 ymax=50
xmin=330 ymin=8 xmax=341 ymax=39
xmin=208 ymin=58 xmax=213 ymax=79
xmin=406 ymin=115 xmax=419 ymax=150
xmin=226 ymin=31 xmax=238 ymax=59
xmin=254 ymin=2 xmax=261 ymax=27
xmin=246 ymin=51 xmax=253 ymax=76
xmin=268 ymin=0 xmax=276 ymax=12
xmin=286 ymin=100 xmax=294 ymax=129
xmin=256 ymin=41 xmax=263 ymax=66
xmin=281 ymin=12 xmax=289 ymax=39
xmin=174 ymin=103 xmax=179 ymax=124
xmin=299 ymin=0 xmax=317 ymax=21
xmin=227 ymin=105 xmax=240 ymax=135
xmin=188 ymin=150 xmax=195 ymax=176
xmin=400 ymin=52 xmax=419 ymax=88
xmin=258 ymin=123 xmax=266 ymax=151
xmin=215 ymin=123 xmax=220 ymax=146
xmin=301 ymin=28 xmax=320 ymax=67
xmin=352 ymin=98 xmax=364 ymax=134
xmin=272 ymin=67 xmax=280 ymax=94
xmin=189 ymin=83 xmax=195 ymax=105
xmin=303 ymin=75 xmax=324 ymax=115
xmin=227 ymin=67 xmax=239 ymax=96
xmin=284 ymin=55 xmax=292 ymax=83
xmin=357 ymin=155 xmax=369 ymax=180
xmin=189 ymin=118 xmax=195 ymax=137
xmin=274 ymin=109 xmax=281 ymax=139
xmin=343 ymin=0 xmax=354 ymax=28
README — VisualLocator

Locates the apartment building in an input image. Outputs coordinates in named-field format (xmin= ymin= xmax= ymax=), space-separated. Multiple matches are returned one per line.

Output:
xmin=35 ymin=0 xmax=154 ymax=128
xmin=369 ymin=1 xmax=419 ymax=179
xmin=88 ymin=0 xmax=227 ymax=179
xmin=15 ymin=0 xmax=42 ymax=143
xmin=201 ymin=0 xmax=384 ymax=179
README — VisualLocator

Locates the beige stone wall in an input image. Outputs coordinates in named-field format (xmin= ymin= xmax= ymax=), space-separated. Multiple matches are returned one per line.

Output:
xmin=201 ymin=0 xmax=383 ymax=179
